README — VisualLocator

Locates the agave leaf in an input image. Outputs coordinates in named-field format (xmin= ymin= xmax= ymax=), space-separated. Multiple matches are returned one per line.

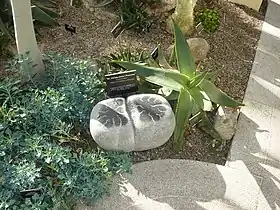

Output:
xmin=191 ymin=104 xmax=200 ymax=116
xmin=166 ymin=90 xmax=179 ymax=101
xmin=189 ymin=109 xmax=202 ymax=127
xmin=158 ymin=87 xmax=179 ymax=100
xmin=173 ymin=21 xmax=196 ymax=77
xmin=31 ymin=0 xmax=56 ymax=8
xmin=157 ymin=46 xmax=172 ymax=69
xmin=113 ymin=61 xmax=190 ymax=90
xmin=31 ymin=5 xmax=59 ymax=26
xmin=189 ymin=71 xmax=210 ymax=88
xmin=144 ymin=75 xmax=181 ymax=91
xmin=189 ymin=88 xmax=213 ymax=111
xmin=158 ymin=86 xmax=172 ymax=97
xmin=157 ymin=47 xmax=178 ymax=99
xmin=204 ymin=72 xmax=215 ymax=80
xmin=173 ymin=88 xmax=194 ymax=151
xmin=33 ymin=3 xmax=59 ymax=18
xmin=146 ymin=55 xmax=160 ymax=68
xmin=94 ymin=0 xmax=114 ymax=7
xmin=198 ymin=112 xmax=222 ymax=141
xmin=199 ymin=80 xmax=244 ymax=107
xmin=0 ymin=17 xmax=12 ymax=39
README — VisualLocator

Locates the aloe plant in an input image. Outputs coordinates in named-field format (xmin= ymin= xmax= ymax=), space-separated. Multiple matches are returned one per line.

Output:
xmin=113 ymin=21 xmax=244 ymax=151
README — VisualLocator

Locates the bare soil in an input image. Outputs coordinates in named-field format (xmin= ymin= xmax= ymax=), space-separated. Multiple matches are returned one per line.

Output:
xmin=0 ymin=0 xmax=264 ymax=165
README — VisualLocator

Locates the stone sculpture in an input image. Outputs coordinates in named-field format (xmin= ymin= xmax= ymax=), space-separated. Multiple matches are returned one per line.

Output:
xmin=90 ymin=94 xmax=175 ymax=151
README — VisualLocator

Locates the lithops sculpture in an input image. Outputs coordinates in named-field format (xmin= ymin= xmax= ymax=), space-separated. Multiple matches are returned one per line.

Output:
xmin=90 ymin=94 xmax=175 ymax=152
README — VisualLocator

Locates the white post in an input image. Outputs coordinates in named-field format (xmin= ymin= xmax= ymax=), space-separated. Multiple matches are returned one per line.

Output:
xmin=10 ymin=0 xmax=45 ymax=78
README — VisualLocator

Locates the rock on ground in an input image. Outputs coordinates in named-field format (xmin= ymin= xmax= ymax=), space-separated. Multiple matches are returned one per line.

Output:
xmin=90 ymin=97 xmax=135 ymax=151
xmin=90 ymin=94 xmax=175 ymax=152
xmin=214 ymin=106 xmax=240 ymax=140
xmin=167 ymin=38 xmax=210 ymax=62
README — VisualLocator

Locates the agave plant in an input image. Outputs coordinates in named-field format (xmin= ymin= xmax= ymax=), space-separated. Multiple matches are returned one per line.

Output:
xmin=112 ymin=21 xmax=244 ymax=151
xmin=0 ymin=0 xmax=59 ymax=39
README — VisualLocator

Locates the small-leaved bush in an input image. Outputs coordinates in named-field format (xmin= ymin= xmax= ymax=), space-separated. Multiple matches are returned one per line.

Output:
xmin=0 ymin=53 xmax=131 ymax=209
xmin=195 ymin=8 xmax=220 ymax=33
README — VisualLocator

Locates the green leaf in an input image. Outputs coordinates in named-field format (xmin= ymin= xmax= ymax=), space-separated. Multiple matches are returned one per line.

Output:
xmin=199 ymin=80 xmax=244 ymax=107
xmin=158 ymin=87 xmax=179 ymax=100
xmin=33 ymin=3 xmax=59 ymax=18
xmin=31 ymin=5 xmax=59 ymax=26
xmin=146 ymin=56 xmax=160 ymax=68
xmin=158 ymin=86 xmax=172 ymax=97
xmin=113 ymin=61 xmax=190 ymax=90
xmin=189 ymin=88 xmax=213 ymax=111
xmin=32 ymin=0 xmax=58 ymax=18
xmin=31 ymin=0 xmax=56 ymax=8
xmin=189 ymin=71 xmax=210 ymax=88
xmin=157 ymin=46 xmax=172 ymax=69
xmin=145 ymin=75 xmax=181 ymax=91
xmin=173 ymin=88 xmax=194 ymax=151
xmin=198 ymin=112 xmax=222 ymax=141
xmin=173 ymin=21 xmax=196 ymax=77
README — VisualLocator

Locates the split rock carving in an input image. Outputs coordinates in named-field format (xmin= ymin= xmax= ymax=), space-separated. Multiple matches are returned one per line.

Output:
xmin=90 ymin=94 xmax=175 ymax=151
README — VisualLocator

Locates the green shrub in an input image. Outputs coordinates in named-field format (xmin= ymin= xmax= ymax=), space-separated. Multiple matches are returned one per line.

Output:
xmin=94 ymin=0 xmax=154 ymax=37
xmin=0 ymin=53 xmax=131 ymax=209
xmin=103 ymin=47 xmax=150 ymax=73
xmin=195 ymin=8 xmax=220 ymax=33
xmin=118 ymin=0 xmax=152 ymax=32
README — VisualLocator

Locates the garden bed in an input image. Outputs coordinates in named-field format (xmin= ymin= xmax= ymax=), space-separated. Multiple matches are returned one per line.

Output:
xmin=0 ymin=0 xmax=264 ymax=166
xmin=35 ymin=0 xmax=264 ymax=165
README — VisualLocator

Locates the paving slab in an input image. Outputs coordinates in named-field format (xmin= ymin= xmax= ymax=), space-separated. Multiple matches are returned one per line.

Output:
xmin=227 ymin=0 xmax=280 ymax=209
xmin=75 ymin=160 xmax=269 ymax=210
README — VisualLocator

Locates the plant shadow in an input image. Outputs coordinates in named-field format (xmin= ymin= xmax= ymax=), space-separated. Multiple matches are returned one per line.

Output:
xmin=84 ymin=160 xmax=230 ymax=209
xmin=227 ymin=4 xmax=280 ymax=205
xmin=228 ymin=107 xmax=280 ymax=209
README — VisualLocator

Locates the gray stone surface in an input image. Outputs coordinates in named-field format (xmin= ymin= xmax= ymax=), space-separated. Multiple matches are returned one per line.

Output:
xmin=187 ymin=38 xmax=210 ymax=62
xmin=227 ymin=1 xmax=280 ymax=209
xmin=90 ymin=94 xmax=175 ymax=151
xmin=167 ymin=38 xmax=210 ymax=62
xmin=214 ymin=106 xmax=240 ymax=141
xmin=90 ymin=97 xmax=135 ymax=151
xmin=244 ymin=49 xmax=280 ymax=108
xmin=75 ymin=159 xmax=265 ymax=210
xmin=127 ymin=94 xmax=175 ymax=151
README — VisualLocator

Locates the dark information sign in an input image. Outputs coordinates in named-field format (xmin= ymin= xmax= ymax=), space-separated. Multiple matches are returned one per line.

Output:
xmin=105 ymin=70 xmax=138 ymax=98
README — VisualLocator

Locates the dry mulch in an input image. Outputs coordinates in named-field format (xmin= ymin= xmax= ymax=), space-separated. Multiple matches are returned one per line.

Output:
xmin=132 ymin=1 xmax=264 ymax=165
xmin=1 ymin=0 xmax=264 ymax=165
